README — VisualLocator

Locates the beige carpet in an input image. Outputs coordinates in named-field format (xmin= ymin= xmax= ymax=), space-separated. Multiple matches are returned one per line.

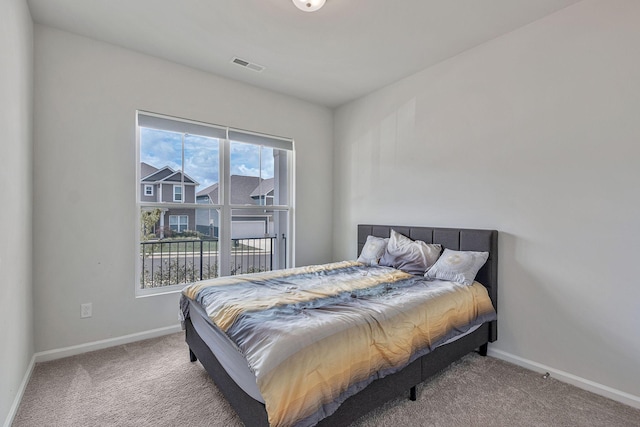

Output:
xmin=13 ymin=333 xmax=640 ymax=427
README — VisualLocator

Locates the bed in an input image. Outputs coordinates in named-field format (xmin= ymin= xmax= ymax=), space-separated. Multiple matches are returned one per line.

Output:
xmin=182 ymin=224 xmax=498 ymax=426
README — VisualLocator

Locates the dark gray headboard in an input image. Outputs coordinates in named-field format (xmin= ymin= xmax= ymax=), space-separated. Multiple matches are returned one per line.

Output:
xmin=358 ymin=224 xmax=498 ymax=342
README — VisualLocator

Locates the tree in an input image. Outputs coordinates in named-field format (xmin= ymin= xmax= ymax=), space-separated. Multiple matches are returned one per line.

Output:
xmin=141 ymin=208 xmax=161 ymax=241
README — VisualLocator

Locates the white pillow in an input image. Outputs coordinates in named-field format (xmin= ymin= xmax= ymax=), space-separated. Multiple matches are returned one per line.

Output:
xmin=379 ymin=229 xmax=442 ymax=275
xmin=357 ymin=235 xmax=389 ymax=266
xmin=424 ymin=248 xmax=489 ymax=285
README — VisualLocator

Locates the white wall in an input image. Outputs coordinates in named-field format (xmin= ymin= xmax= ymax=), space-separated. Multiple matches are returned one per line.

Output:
xmin=33 ymin=26 xmax=333 ymax=352
xmin=0 ymin=0 xmax=34 ymax=424
xmin=334 ymin=0 xmax=640 ymax=400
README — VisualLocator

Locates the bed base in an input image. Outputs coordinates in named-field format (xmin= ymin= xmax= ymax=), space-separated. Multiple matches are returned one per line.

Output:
xmin=186 ymin=318 xmax=490 ymax=426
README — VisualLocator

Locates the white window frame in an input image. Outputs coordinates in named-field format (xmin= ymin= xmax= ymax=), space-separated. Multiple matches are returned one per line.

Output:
xmin=173 ymin=185 xmax=183 ymax=202
xmin=144 ymin=184 xmax=154 ymax=196
xmin=136 ymin=111 xmax=295 ymax=297
xmin=169 ymin=214 xmax=188 ymax=232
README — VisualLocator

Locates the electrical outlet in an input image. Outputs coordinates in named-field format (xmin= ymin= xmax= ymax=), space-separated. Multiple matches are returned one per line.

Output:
xmin=81 ymin=303 xmax=92 ymax=318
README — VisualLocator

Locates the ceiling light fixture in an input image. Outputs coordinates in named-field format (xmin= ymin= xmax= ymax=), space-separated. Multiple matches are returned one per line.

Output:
xmin=292 ymin=0 xmax=326 ymax=12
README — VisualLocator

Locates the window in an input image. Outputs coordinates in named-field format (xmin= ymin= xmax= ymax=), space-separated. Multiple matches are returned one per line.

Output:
xmin=169 ymin=215 xmax=188 ymax=232
xmin=137 ymin=111 xmax=294 ymax=294
xmin=173 ymin=185 xmax=182 ymax=202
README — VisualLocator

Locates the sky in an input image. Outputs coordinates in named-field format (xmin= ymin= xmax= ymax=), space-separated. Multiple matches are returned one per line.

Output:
xmin=140 ymin=128 xmax=275 ymax=189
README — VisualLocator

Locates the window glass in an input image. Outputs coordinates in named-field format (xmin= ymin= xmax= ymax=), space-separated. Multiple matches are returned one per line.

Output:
xmin=229 ymin=141 xmax=260 ymax=205
xmin=139 ymin=128 xmax=182 ymax=204
xmin=169 ymin=215 xmax=188 ymax=232
xmin=185 ymin=134 xmax=220 ymax=204
xmin=173 ymin=185 xmax=183 ymax=202
xmin=138 ymin=113 xmax=292 ymax=293
xmin=230 ymin=208 xmax=289 ymax=274
xmin=140 ymin=208 xmax=220 ymax=288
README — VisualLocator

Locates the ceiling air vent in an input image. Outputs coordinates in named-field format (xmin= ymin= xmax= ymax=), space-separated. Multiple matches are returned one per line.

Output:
xmin=231 ymin=57 xmax=265 ymax=73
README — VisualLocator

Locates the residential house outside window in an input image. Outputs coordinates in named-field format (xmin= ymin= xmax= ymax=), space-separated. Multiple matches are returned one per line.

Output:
xmin=137 ymin=111 xmax=294 ymax=295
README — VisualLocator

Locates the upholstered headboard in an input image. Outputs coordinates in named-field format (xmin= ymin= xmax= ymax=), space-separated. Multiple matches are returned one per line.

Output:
xmin=357 ymin=224 xmax=498 ymax=342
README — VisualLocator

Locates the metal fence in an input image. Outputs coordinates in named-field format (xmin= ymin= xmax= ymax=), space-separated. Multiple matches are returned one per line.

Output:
xmin=140 ymin=237 xmax=276 ymax=288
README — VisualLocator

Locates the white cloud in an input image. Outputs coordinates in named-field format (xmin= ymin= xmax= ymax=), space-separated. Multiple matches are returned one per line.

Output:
xmin=141 ymin=128 xmax=278 ymax=189
xmin=235 ymin=164 xmax=260 ymax=177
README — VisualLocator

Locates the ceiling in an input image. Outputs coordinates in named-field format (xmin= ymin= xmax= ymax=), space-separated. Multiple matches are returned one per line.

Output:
xmin=27 ymin=0 xmax=582 ymax=108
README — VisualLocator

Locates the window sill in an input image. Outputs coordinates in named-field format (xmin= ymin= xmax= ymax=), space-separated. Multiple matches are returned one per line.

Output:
xmin=135 ymin=285 xmax=185 ymax=298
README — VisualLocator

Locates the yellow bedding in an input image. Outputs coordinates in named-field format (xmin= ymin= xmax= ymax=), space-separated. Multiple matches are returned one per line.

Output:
xmin=181 ymin=261 xmax=496 ymax=427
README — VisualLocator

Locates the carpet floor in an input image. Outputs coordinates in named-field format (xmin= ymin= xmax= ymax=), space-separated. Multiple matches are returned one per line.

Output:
xmin=13 ymin=333 xmax=640 ymax=426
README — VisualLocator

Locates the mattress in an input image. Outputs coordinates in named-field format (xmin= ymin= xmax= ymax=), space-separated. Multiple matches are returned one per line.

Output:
xmin=188 ymin=293 xmax=483 ymax=405
xmin=189 ymin=298 xmax=266 ymax=402
xmin=181 ymin=261 xmax=496 ymax=426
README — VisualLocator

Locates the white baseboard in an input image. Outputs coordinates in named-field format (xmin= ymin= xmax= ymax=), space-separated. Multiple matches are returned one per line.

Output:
xmin=488 ymin=348 xmax=640 ymax=410
xmin=3 ymin=354 xmax=35 ymax=427
xmin=34 ymin=324 xmax=182 ymax=363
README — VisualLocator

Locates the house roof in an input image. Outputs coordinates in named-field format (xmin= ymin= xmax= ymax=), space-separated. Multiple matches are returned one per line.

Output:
xmin=196 ymin=175 xmax=273 ymax=205
xmin=163 ymin=171 xmax=197 ymax=184
xmin=196 ymin=183 xmax=219 ymax=203
xmin=143 ymin=163 xmax=270 ymax=200
xmin=142 ymin=168 xmax=174 ymax=182
xmin=250 ymin=178 xmax=274 ymax=198
xmin=140 ymin=164 xmax=199 ymax=186
xmin=140 ymin=162 xmax=159 ymax=179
